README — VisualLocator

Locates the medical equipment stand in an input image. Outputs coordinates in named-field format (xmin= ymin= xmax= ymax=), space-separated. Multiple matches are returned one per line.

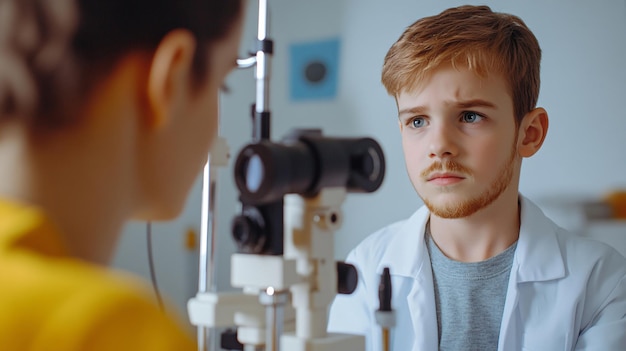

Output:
xmin=189 ymin=1 xmax=367 ymax=350
xmin=189 ymin=187 xmax=365 ymax=351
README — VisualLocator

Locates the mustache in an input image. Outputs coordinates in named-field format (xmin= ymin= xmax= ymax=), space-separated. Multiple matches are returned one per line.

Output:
xmin=420 ymin=160 xmax=472 ymax=179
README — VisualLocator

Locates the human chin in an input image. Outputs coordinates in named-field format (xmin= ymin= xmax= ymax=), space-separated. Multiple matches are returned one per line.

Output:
xmin=422 ymin=191 xmax=486 ymax=219
xmin=420 ymin=158 xmax=515 ymax=219
xmin=419 ymin=190 xmax=480 ymax=219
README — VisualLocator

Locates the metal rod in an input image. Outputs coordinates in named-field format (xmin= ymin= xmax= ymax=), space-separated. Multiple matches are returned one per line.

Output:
xmin=266 ymin=303 xmax=280 ymax=351
xmin=195 ymin=1 xmax=273 ymax=350
xmin=258 ymin=0 xmax=268 ymax=40
xmin=255 ymin=0 xmax=271 ymax=124
xmin=198 ymin=162 xmax=217 ymax=293
xmin=197 ymin=159 xmax=218 ymax=351
xmin=259 ymin=288 xmax=288 ymax=351
xmin=197 ymin=91 xmax=223 ymax=350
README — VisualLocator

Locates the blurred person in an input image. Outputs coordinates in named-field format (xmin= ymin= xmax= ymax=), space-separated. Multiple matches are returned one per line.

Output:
xmin=328 ymin=5 xmax=626 ymax=351
xmin=0 ymin=0 xmax=244 ymax=349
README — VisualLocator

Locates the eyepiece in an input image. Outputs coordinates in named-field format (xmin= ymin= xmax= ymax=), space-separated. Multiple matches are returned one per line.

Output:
xmin=233 ymin=129 xmax=385 ymax=204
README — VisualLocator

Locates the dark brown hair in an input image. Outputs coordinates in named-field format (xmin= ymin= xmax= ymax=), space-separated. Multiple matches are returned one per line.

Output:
xmin=0 ymin=0 xmax=243 ymax=127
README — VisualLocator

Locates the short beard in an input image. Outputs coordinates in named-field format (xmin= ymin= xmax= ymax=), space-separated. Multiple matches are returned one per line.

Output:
xmin=421 ymin=134 xmax=518 ymax=219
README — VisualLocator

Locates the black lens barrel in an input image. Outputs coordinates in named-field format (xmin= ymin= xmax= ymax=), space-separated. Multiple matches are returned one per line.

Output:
xmin=234 ymin=130 xmax=385 ymax=204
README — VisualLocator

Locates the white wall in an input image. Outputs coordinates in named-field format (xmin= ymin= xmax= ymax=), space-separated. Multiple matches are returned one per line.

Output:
xmin=112 ymin=0 xmax=626 ymax=325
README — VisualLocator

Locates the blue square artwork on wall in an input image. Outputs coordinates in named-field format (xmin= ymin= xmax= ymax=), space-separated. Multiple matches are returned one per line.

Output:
xmin=289 ymin=37 xmax=340 ymax=101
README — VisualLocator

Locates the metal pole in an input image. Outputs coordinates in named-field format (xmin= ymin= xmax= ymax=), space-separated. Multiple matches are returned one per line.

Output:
xmin=254 ymin=0 xmax=271 ymax=141
xmin=197 ymin=92 xmax=222 ymax=350
xmin=195 ymin=1 xmax=274 ymax=350
xmin=259 ymin=288 xmax=289 ymax=351
xmin=256 ymin=0 xmax=270 ymax=113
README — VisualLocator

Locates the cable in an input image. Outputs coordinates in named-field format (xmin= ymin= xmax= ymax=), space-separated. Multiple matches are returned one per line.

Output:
xmin=146 ymin=221 xmax=164 ymax=312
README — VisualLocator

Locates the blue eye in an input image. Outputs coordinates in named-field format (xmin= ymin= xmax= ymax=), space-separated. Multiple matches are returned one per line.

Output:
xmin=411 ymin=117 xmax=425 ymax=128
xmin=462 ymin=111 xmax=482 ymax=123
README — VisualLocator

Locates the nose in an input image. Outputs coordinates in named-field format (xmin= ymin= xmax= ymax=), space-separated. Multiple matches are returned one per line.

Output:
xmin=428 ymin=122 xmax=458 ymax=160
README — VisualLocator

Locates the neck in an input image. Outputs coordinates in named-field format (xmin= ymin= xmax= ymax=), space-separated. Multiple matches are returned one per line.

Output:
xmin=0 ymin=118 xmax=134 ymax=265
xmin=428 ymin=187 xmax=521 ymax=263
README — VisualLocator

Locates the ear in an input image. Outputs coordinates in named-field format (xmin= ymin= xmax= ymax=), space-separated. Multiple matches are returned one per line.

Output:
xmin=518 ymin=107 xmax=549 ymax=158
xmin=145 ymin=30 xmax=197 ymax=129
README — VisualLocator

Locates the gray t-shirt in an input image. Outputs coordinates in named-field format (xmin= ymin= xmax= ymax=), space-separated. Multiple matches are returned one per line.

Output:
xmin=426 ymin=227 xmax=517 ymax=351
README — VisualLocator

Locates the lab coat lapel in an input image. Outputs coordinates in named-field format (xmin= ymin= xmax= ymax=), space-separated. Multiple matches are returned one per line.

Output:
xmin=407 ymin=263 xmax=438 ymax=351
xmin=379 ymin=207 xmax=438 ymax=351
xmin=498 ymin=269 xmax=520 ymax=350
xmin=498 ymin=195 xmax=566 ymax=350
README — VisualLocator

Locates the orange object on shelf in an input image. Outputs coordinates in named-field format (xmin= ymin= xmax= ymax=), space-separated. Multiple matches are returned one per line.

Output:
xmin=185 ymin=228 xmax=198 ymax=250
xmin=603 ymin=190 xmax=626 ymax=219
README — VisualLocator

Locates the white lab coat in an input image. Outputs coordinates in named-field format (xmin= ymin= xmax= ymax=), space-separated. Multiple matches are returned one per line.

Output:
xmin=328 ymin=196 xmax=626 ymax=351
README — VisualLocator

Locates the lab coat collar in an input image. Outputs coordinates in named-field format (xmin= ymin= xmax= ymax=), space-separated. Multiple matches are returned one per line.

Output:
xmin=377 ymin=195 xmax=566 ymax=283
xmin=514 ymin=195 xmax=566 ymax=282
xmin=378 ymin=205 xmax=430 ymax=279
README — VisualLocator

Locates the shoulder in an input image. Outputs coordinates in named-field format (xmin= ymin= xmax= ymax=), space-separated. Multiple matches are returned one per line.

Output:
xmin=0 ymin=200 xmax=195 ymax=349
xmin=345 ymin=205 xmax=430 ymax=277
xmin=68 ymin=269 xmax=195 ymax=350
xmin=554 ymin=227 xmax=626 ymax=279
xmin=352 ymin=219 xmax=408 ymax=255
xmin=520 ymin=195 xmax=625 ymax=273
xmin=549 ymin=230 xmax=626 ymax=347
xmin=51 ymin=261 xmax=195 ymax=347
xmin=348 ymin=212 xmax=417 ymax=263
xmin=0 ymin=253 xmax=195 ymax=350
xmin=556 ymin=226 xmax=624 ymax=258
xmin=527 ymin=209 xmax=626 ymax=312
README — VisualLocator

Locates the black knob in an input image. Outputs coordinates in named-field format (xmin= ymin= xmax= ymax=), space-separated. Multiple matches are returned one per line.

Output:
xmin=220 ymin=328 xmax=244 ymax=350
xmin=337 ymin=261 xmax=358 ymax=294
xmin=378 ymin=267 xmax=392 ymax=312
xmin=231 ymin=208 xmax=266 ymax=254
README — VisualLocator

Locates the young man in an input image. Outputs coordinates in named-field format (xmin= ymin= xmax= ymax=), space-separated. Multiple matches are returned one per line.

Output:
xmin=328 ymin=5 xmax=626 ymax=351
xmin=0 ymin=0 xmax=243 ymax=349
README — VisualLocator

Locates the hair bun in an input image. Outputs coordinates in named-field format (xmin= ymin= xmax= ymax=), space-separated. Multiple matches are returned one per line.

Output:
xmin=0 ymin=0 xmax=77 ymax=119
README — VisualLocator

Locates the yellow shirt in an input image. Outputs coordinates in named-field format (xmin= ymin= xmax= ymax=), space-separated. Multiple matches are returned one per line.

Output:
xmin=0 ymin=199 xmax=196 ymax=350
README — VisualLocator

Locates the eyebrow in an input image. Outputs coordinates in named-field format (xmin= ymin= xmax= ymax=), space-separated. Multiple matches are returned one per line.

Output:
xmin=456 ymin=99 xmax=497 ymax=109
xmin=398 ymin=99 xmax=498 ymax=117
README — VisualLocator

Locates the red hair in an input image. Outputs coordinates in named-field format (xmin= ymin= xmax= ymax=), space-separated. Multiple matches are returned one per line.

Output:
xmin=382 ymin=5 xmax=541 ymax=123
